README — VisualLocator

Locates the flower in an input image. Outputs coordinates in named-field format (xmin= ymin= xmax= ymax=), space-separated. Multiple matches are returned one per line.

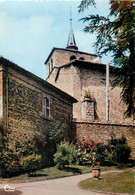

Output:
xmin=97 ymin=162 xmax=100 ymax=165
xmin=39 ymin=133 xmax=42 ymax=137
xmin=82 ymin=137 xmax=85 ymax=141
xmin=34 ymin=139 xmax=37 ymax=144
xmin=43 ymin=143 xmax=46 ymax=147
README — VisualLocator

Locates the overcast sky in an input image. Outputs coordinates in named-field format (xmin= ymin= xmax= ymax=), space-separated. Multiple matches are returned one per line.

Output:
xmin=0 ymin=0 xmax=110 ymax=79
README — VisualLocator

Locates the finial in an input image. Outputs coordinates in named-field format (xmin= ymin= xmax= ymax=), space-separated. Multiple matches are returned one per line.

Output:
xmin=70 ymin=6 xmax=72 ymax=28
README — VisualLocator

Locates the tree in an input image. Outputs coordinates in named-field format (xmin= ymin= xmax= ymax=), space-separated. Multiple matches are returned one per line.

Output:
xmin=78 ymin=0 xmax=135 ymax=119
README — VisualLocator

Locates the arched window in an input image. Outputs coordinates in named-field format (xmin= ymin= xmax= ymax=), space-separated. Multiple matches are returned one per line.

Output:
xmin=70 ymin=55 xmax=76 ymax=61
xmin=79 ymin=57 xmax=85 ymax=61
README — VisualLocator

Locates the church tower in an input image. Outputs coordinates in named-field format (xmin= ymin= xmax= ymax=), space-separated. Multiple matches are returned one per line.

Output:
xmin=45 ymin=11 xmax=100 ymax=79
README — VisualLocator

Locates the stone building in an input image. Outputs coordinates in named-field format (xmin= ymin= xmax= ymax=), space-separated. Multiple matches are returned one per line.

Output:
xmin=0 ymin=56 xmax=77 ymax=166
xmin=45 ymin=23 xmax=135 ymax=155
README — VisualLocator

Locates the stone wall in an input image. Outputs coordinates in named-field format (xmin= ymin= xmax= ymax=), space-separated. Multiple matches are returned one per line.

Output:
xmin=47 ymin=62 xmax=134 ymax=125
xmin=0 ymin=65 xmax=3 ymax=120
xmin=0 ymin=60 xmax=76 ymax=162
xmin=6 ymin=68 xmax=73 ymax=147
xmin=80 ymin=66 xmax=134 ymax=124
xmin=72 ymin=122 xmax=135 ymax=157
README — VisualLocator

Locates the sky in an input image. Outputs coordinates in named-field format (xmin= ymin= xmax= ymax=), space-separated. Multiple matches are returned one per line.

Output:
xmin=0 ymin=0 xmax=111 ymax=79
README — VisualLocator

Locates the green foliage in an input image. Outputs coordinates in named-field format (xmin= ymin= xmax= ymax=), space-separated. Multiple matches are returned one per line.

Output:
xmin=21 ymin=154 xmax=42 ymax=175
xmin=54 ymin=142 xmax=78 ymax=170
xmin=79 ymin=0 xmax=135 ymax=118
xmin=107 ymin=133 xmax=131 ymax=163
xmin=1 ymin=132 xmax=46 ymax=177
xmin=1 ymin=150 xmax=23 ymax=177
xmin=113 ymin=144 xmax=131 ymax=163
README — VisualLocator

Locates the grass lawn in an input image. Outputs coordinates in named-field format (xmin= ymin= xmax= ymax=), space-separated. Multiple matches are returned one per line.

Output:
xmin=79 ymin=168 xmax=135 ymax=194
xmin=0 ymin=165 xmax=117 ymax=183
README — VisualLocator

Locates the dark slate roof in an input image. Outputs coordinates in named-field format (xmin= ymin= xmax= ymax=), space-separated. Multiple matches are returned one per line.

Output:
xmin=0 ymin=56 xmax=77 ymax=103
xmin=66 ymin=27 xmax=78 ymax=50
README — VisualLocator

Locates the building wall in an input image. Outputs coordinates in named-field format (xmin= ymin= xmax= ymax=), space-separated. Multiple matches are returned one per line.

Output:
xmin=47 ymin=63 xmax=134 ymax=125
xmin=0 ymin=65 xmax=3 ymax=120
xmin=47 ymin=65 xmax=82 ymax=120
xmin=72 ymin=122 xmax=135 ymax=157
xmin=80 ymin=67 xmax=134 ymax=124
xmin=2 ymin=64 xmax=74 ymax=153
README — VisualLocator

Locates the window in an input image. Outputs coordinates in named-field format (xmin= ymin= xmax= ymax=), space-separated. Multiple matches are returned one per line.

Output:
xmin=39 ymin=94 xmax=53 ymax=119
xmin=70 ymin=55 xmax=76 ymax=61
xmin=51 ymin=59 xmax=53 ymax=70
xmin=42 ymin=96 xmax=50 ymax=118
xmin=48 ymin=63 xmax=50 ymax=74
xmin=79 ymin=57 xmax=85 ymax=61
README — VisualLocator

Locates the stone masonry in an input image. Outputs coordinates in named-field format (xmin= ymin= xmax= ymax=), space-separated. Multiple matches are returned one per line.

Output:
xmin=0 ymin=57 xmax=77 ymax=174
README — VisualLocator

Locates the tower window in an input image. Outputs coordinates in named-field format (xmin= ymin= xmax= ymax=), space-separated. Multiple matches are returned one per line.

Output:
xmin=70 ymin=55 xmax=76 ymax=61
xmin=51 ymin=59 xmax=53 ymax=70
xmin=48 ymin=63 xmax=50 ymax=74
xmin=79 ymin=57 xmax=85 ymax=61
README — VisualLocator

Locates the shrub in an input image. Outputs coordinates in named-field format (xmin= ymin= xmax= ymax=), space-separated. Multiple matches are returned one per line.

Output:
xmin=113 ymin=144 xmax=131 ymax=162
xmin=21 ymin=154 xmax=42 ymax=176
xmin=107 ymin=133 xmax=131 ymax=163
xmin=75 ymin=137 xmax=106 ymax=165
xmin=1 ymin=150 xmax=23 ymax=177
xmin=54 ymin=142 xmax=78 ymax=169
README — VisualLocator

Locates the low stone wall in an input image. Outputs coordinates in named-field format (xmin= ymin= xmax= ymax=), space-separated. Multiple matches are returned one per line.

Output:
xmin=72 ymin=122 xmax=135 ymax=157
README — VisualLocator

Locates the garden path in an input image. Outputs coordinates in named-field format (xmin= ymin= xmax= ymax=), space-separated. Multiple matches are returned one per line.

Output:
xmin=0 ymin=170 xmax=125 ymax=195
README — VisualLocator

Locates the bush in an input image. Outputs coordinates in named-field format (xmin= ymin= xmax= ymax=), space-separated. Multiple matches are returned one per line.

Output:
xmin=54 ymin=142 xmax=78 ymax=169
xmin=75 ymin=137 xmax=106 ymax=165
xmin=107 ymin=133 xmax=131 ymax=163
xmin=21 ymin=154 xmax=42 ymax=175
xmin=1 ymin=150 xmax=23 ymax=177
xmin=113 ymin=144 xmax=131 ymax=162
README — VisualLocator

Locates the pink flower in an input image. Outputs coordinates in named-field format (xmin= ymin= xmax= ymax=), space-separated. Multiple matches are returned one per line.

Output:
xmin=91 ymin=141 xmax=94 ymax=144
xmin=97 ymin=162 xmax=100 ymax=165
xmin=34 ymin=139 xmax=37 ymax=144
xmin=98 ymin=142 xmax=100 ymax=144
